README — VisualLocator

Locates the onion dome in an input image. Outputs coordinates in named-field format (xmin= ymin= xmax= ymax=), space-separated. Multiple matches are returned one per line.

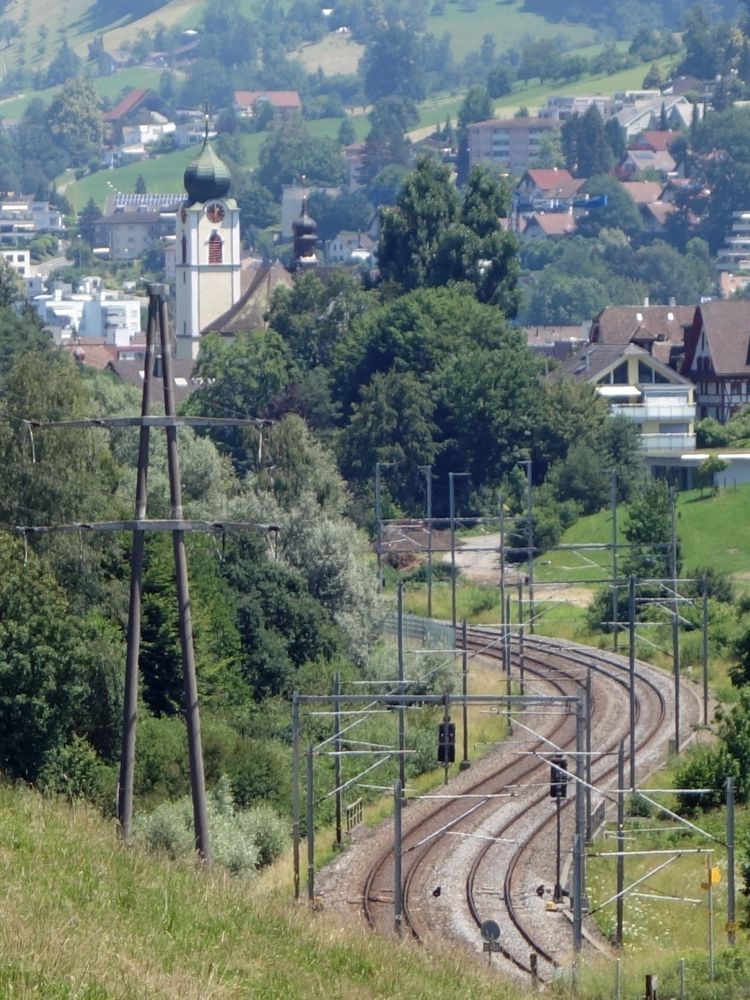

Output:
xmin=291 ymin=198 xmax=318 ymax=265
xmin=183 ymin=140 xmax=231 ymax=205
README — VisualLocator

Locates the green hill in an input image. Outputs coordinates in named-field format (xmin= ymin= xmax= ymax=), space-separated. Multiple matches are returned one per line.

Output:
xmin=0 ymin=782 xmax=523 ymax=1000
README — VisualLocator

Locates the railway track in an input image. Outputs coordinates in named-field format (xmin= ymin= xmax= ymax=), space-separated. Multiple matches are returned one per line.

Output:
xmin=358 ymin=628 xmax=701 ymax=980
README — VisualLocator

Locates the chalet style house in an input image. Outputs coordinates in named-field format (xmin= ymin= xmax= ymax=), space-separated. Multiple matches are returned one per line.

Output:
xmin=682 ymin=300 xmax=750 ymax=422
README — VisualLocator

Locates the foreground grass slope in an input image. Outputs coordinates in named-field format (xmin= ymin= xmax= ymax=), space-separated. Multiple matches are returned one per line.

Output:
xmin=0 ymin=784 xmax=522 ymax=1000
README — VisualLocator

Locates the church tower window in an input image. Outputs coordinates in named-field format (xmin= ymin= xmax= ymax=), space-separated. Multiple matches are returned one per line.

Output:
xmin=208 ymin=232 xmax=223 ymax=264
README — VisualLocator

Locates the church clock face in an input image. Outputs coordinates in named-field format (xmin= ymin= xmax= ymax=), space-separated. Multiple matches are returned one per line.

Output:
xmin=205 ymin=202 xmax=225 ymax=223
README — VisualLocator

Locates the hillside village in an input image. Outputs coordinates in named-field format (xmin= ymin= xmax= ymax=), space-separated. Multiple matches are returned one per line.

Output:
xmin=4 ymin=65 xmax=750 ymax=494
xmin=5 ymin=5 xmax=750 ymax=996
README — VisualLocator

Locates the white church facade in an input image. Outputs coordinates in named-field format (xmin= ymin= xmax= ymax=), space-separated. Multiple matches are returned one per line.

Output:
xmin=174 ymin=138 xmax=242 ymax=360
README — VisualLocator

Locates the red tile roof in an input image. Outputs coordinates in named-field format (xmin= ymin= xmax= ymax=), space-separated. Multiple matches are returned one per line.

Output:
xmin=621 ymin=180 xmax=663 ymax=204
xmin=102 ymin=88 xmax=152 ymax=123
xmin=634 ymin=130 xmax=679 ymax=152
xmin=524 ymin=168 xmax=576 ymax=188
xmin=233 ymin=90 xmax=301 ymax=110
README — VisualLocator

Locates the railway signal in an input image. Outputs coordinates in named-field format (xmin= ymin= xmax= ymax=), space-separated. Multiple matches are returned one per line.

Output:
xmin=549 ymin=754 xmax=568 ymax=903
xmin=549 ymin=754 xmax=568 ymax=799
xmin=438 ymin=719 xmax=456 ymax=763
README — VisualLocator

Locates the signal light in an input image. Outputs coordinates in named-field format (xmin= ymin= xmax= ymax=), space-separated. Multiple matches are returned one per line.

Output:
xmin=438 ymin=720 xmax=456 ymax=763
xmin=549 ymin=754 xmax=568 ymax=799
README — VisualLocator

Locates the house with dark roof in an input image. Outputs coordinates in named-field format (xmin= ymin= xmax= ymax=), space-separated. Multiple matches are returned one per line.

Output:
xmin=106 ymin=358 xmax=199 ymax=404
xmin=617 ymin=147 xmax=676 ymax=180
xmin=94 ymin=193 xmax=182 ymax=261
xmin=682 ymin=300 xmax=750 ymax=422
xmin=560 ymin=342 xmax=697 ymax=473
xmin=590 ymin=304 xmax=695 ymax=369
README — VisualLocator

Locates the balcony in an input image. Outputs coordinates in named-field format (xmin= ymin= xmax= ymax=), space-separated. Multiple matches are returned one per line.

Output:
xmin=610 ymin=402 xmax=695 ymax=422
xmin=640 ymin=433 xmax=696 ymax=453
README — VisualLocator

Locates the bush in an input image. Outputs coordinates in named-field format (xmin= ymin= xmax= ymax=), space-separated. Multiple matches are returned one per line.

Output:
xmin=134 ymin=798 xmax=194 ymax=857
xmin=134 ymin=777 xmax=288 ymax=874
xmin=236 ymin=803 xmax=289 ymax=866
xmin=228 ymin=739 xmax=291 ymax=812
xmin=626 ymin=792 xmax=653 ymax=817
xmin=134 ymin=715 xmax=191 ymax=802
xmin=674 ymin=743 xmax=734 ymax=815
xmin=37 ymin=736 xmax=116 ymax=807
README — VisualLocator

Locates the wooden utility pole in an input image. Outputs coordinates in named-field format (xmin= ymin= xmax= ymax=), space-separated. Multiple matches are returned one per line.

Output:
xmin=21 ymin=284 xmax=275 ymax=867
xmin=155 ymin=286 xmax=211 ymax=864
xmin=118 ymin=292 xmax=157 ymax=840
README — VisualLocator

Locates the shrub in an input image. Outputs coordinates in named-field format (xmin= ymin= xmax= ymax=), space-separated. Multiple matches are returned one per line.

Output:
xmin=134 ymin=715 xmax=191 ymax=802
xmin=626 ymin=792 xmax=653 ymax=817
xmin=134 ymin=777 xmax=288 ymax=874
xmin=236 ymin=803 xmax=289 ymax=866
xmin=38 ymin=735 xmax=116 ymax=807
xmin=674 ymin=743 xmax=735 ymax=815
xmin=134 ymin=799 xmax=194 ymax=857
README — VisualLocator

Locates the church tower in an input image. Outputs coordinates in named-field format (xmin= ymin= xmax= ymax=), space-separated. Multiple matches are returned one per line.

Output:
xmin=175 ymin=131 xmax=241 ymax=360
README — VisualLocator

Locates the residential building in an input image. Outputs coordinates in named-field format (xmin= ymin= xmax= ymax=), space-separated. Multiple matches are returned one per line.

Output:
xmin=523 ymin=324 xmax=588 ymax=360
xmin=325 ymin=231 xmax=375 ymax=264
xmin=617 ymin=148 xmax=676 ymax=180
xmin=233 ymin=90 xmax=302 ymax=118
xmin=539 ymin=95 xmax=614 ymax=121
xmin=466 ymin=117 xmax=560 ymax=174
xmin=613 ymin=95 xmax=695 ymax=141
xmin=590 ymin=304 xmax=695 ymax=368
xmin=32 ymin=285 xmax=142 ymax=346
xmin=521 ymin=211 xmax=576 ymax=238
xmin=640 ymin=199 xmax=677 ymax=235
xmin=95 ymin=193 xmax=182 ymax=260
xmin=102 ymin=88 xmax=170 ymax=127
xmin=121 ymin=121 xmax=176 ymax=148
xmin=0 ymin=199 xmax=65 ymax=244
xmin=0 ymin=248 xmax=30 ymax=277
xmin=716 ymin=211 xmax=750 ymax=273
xmin=514 ymin=168 xmax=584 ymax=212
xmin=560 ymin=342 xmax=697 ymax=472
xmin=682 ymin=300 xmax=750 ymax=422
xmin=620 ymin=181 xmax=663 ymax=206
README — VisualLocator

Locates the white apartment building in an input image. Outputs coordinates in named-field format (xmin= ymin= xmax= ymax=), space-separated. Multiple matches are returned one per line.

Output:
xmin=0 ymin=200 xmax=65 ymax=244
xmin=539 ymin=95 xmax=615 ymax=120
xmin=33 ymin=284 xmax=142 ymax=346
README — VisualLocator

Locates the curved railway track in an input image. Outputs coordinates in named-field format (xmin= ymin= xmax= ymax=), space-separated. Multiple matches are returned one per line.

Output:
xmin=358 ymin=628 xmax=700 ymax=980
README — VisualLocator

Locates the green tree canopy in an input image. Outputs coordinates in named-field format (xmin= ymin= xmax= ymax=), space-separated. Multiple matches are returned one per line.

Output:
xmin=46 ymin=77 xmax=103 ymax=167
xmin=257 ymin=118 xmax=345 ymax=198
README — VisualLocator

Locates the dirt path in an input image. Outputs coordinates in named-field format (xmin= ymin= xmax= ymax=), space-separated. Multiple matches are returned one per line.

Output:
xmin=450 ymin=534 xmax=595 ymax=607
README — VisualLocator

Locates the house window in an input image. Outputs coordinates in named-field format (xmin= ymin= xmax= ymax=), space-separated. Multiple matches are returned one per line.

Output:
xmin=610 ymin=361 xmax=629 ymax=384
xmin=208 ymin=232 xmax=222 ymax=264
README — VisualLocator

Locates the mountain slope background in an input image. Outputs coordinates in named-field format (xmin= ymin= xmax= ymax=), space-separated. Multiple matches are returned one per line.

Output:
xmin=0 ymin=0 xmax=720 ymax=81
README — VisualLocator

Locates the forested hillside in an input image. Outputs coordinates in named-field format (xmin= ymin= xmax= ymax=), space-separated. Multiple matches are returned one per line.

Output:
xmin=522 ymin=0 xmax=740 ymax=33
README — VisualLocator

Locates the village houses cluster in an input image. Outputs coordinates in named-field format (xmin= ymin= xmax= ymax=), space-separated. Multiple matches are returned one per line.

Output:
xmin=6 ymin=72 xmax=750 ymax=489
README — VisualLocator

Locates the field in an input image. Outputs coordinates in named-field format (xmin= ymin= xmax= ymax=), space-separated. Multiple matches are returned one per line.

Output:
xmin=61 ymin=44 xmax=672 ymax=212
xmin=63 ymin=115 xmax=370 ymax=211
xmin=426 ymin=0 xmax=598 ymax=61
